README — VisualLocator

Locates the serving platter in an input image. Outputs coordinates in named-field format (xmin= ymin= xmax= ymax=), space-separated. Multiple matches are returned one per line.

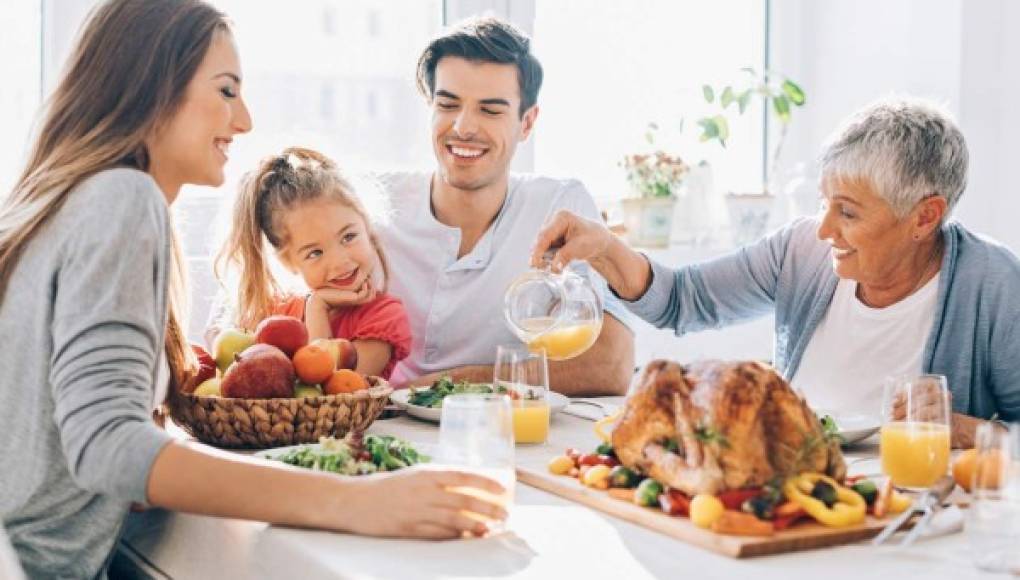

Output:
xmin=515 ymin=464 xmax=910 ymax=558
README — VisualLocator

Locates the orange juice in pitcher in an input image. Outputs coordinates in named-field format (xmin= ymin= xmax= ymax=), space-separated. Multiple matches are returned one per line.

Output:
xmin=520 ymin=317 xmax=601 ymax=361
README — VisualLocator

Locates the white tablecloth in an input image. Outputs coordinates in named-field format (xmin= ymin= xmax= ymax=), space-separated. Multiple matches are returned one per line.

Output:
xmin=121 ymin=400 xmax=1006 ymax=580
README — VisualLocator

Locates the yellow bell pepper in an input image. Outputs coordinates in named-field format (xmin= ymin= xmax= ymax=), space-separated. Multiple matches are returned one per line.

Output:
xmin=784 ymin=473 xmax=866 ymax=528
xmin=593 ymin=409 xmax=622 ymax=443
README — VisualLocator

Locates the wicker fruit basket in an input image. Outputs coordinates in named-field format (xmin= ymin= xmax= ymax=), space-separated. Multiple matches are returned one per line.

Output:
xmin=168 ymin=376 xmax=392 ymax=449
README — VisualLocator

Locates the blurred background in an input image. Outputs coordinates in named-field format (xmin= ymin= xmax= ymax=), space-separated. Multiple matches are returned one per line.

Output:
xmin=3 ymin=0 xmax=1017 ymax=364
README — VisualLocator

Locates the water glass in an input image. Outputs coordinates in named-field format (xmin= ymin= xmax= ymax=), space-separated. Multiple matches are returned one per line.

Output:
xmin=967 ymin=422 xmax=1020 ymax=574
xmin=879 ymin=374 xmax=952 ymax=489
xmin=436 ymin=393 xmax=515 ymax=533
xmin=495 ymin=345 xmax=551 ymax=444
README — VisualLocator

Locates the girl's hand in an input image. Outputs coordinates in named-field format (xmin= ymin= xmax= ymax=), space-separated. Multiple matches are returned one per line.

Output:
xmin=530 ymin=210 xmax=614 ymax=273
xmin=311 ymin=279 xmax=377 ymax=310
xmin=333 ymin=467 xmax=509 ymax=539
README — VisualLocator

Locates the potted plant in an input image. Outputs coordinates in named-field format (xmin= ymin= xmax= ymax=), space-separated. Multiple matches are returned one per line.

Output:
xmin=619 ymin=123 xmax=691 ymax=248
xmin=698 ymin=68 xmax=806 ymax=245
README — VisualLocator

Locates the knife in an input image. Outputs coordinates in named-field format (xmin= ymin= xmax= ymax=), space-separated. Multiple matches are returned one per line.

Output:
xmin=871 ymin=475 xmax=956 ymax=546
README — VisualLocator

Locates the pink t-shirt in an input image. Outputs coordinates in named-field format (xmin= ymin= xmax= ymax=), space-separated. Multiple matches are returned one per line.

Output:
xmin=272 ymin=293 xmax=412 ymax=379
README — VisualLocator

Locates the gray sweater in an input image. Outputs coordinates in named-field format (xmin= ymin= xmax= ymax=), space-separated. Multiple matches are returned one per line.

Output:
xmin=0 ymin=169 xmax=174 ymax=578
xmin=628 ymin=217 xmax=1020 ymax=421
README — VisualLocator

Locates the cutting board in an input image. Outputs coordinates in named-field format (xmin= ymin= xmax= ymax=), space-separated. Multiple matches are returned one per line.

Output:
xmin=516 ymin=465 xmax=910 ymax=558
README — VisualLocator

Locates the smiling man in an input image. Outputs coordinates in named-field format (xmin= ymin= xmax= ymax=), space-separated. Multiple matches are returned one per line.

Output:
xmin=376 ymin=17 xmax=635 ymax=395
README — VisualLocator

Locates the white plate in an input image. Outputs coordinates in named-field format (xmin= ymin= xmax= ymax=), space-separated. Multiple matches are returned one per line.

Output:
xmin=390 ymin=389 xmax=570 ymax=423
xmin=816 ymin=409 xmax=881 ymax=446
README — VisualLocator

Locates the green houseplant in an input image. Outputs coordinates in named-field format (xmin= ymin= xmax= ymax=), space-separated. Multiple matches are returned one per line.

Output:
xmin=618 ymin=123 xmax=691 ymax=247
xmin=697 ymin=67 xmax=806 ymax=245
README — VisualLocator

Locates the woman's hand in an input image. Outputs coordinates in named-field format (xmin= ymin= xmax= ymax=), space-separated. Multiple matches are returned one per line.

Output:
xmin=330 ymin=467 xmax=509 ymax=539
xmin=530 ymin=210 xmax=653 ymax=301
xmin=891 ymin=388 xmax=996 ymax=448
xmin=530 ymin=209 xmax=614 ymax=273
xmin=890 ymin=386 xmax=948 ymax=424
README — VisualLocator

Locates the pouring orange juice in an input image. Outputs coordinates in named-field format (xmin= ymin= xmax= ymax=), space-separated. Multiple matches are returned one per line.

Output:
xmin=880 ymin=375 xmax=952 ymax=489
xmin=520 ymin=316 xmax=601 ymax=361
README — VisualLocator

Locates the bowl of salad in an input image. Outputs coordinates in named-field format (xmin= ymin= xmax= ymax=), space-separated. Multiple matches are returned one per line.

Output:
xmin=390 ymin=376 xmax=570 ymax=422
xmin=257 ymin=432 xmax=430 ymax=475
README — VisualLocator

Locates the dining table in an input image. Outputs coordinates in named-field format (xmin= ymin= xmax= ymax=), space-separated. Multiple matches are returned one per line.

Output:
xmin=118 ymin=397 xmax=1007 ymax=580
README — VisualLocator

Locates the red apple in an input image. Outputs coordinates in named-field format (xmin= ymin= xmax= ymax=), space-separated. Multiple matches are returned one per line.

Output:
xmin=309 ymin=337 xmax=358 ymax=370
xmin=184 ymin=343 xmax=217 ymax=394
xmin=334 ymin=338 xmax=359 ymax=371
xmin=254 ymin=315 xmax=308 ymax=358
xmin=220 ymin=344 xmax=295 ymax=399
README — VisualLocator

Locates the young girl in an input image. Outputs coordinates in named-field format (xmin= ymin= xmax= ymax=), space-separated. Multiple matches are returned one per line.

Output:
xmin=212 ymin=147 xmax=411 ymax=379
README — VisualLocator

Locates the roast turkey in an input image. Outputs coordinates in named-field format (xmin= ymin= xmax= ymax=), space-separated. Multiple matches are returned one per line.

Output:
xmin=611 ymin=360 xmax=846 ymax=496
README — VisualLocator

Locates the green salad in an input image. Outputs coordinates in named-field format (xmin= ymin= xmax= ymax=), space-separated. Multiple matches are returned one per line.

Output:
xmin=273 ymin=433 xmax=428 ymax=475
xmin=407 ymin=376 xmax=508 ymax=408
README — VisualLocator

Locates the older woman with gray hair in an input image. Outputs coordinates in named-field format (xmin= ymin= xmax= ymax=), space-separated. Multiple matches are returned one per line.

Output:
xmin=531 ymin=98 xmax=1020 ymax=447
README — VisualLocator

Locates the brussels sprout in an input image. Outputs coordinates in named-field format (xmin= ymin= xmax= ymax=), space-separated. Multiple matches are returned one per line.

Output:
xmin=741 ymin=495 xmax=776 ymax=520
xmin=634 ymin=479 xmax=664 ymax=507
xmin=609 ymin=466 xmax=640 ymax=488
xmin=852 ymin=479 xmax=878 ymax=505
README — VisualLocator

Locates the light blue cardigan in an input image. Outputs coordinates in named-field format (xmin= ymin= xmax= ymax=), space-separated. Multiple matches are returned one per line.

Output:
xmin=627 ymin=217 xmax=1020 ymax=421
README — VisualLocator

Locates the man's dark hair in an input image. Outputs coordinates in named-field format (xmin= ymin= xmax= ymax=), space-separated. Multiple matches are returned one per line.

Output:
xmin=416 ymin=17 xmax=543 ymax=118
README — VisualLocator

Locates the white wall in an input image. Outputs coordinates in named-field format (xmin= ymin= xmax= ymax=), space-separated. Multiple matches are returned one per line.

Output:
xmin=771 ymin=0 xmax=1020 ymax=252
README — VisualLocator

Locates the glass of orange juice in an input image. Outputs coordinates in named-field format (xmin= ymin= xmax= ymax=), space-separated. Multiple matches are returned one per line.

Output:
xmin=437 ymin=393 xmax=515 ymax=534
xmin=880 ymin=374 xmax=952 ymax=489
xmin=495 ymin=345 xmax=551 ymax=444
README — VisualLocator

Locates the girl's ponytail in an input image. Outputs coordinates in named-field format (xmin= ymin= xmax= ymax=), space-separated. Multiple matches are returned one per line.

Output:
xmin=214 ymin=159 xmax=282 ymax=331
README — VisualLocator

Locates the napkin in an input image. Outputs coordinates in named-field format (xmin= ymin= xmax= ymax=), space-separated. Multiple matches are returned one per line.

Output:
xmin=918 ymin=505 xmax=964 ymax=539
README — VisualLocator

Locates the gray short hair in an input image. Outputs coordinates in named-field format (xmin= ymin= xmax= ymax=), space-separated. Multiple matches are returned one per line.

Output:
xmin=819 ymin=97 xmax=969 ymax=218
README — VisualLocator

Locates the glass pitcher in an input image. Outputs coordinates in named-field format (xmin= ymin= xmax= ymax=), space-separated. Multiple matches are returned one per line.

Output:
xmin=503 ymin=257 xmax=603 ymax=361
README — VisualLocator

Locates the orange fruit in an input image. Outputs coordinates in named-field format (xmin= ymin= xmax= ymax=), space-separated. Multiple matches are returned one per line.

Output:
xmin=293 ymin=344 xmax=334 ymax=385
xmin=324 ymin=369 xmax=368 ymax=394
xmin=953 ymin=448 xmax=1006 ymax=492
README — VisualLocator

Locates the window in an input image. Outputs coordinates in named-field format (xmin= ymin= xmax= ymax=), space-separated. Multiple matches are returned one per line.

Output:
xmin=179 ymin=1 xmax=443 ymax=340
xmin=531 ymin=1 xmax=767 ymax=202
xmin=0 ymin=1 xmax=42 ymax=197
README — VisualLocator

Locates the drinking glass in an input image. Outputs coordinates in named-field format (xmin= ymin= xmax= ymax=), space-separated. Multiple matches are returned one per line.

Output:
xmin=879 ymin=374 xmax=952 ymax=489
xmin=966 ymin=422 xmax=1020 ymax=574
xmin=495 ymin=345 xmax=551 ymax=444
xmin=436 ymin=393 xmax=515 ymax=534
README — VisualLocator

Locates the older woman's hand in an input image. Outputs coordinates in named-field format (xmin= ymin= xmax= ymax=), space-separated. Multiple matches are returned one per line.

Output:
xmin=530 ymin=210 xmax=653 ymax=301
xmin=529 ymin=209 xmax=613 ymax=272
xmin=891 ymin=388 xmax=996 ymax=448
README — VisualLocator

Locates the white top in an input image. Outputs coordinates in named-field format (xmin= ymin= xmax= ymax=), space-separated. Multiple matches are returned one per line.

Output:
xmin=375 ymin=172 xmax=630 ymax=386
xmin=791 ymin=274 xmax=940 ymax=415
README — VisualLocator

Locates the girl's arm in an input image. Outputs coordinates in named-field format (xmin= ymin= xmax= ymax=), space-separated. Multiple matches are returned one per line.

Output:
xmin=353 ymin=339 xmax=393 ymax=377
xmin=304 ymin=294 xmax=334 ymax=341
xmin=146 ymin=439 xmax=507 ymax=538
xmin=306 ymin=283 xmax=378 ymax=341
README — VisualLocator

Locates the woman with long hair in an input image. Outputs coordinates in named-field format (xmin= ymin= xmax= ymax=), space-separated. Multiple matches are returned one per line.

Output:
xmin=0 ymin=1 xmax=504 ymax=577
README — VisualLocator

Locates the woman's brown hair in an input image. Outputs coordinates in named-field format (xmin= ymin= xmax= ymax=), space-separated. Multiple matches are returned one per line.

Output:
xmin=215 ymin=147 xmax=391 ymax=331
xmin=0 ymin=0 xmax=230 ymax=393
